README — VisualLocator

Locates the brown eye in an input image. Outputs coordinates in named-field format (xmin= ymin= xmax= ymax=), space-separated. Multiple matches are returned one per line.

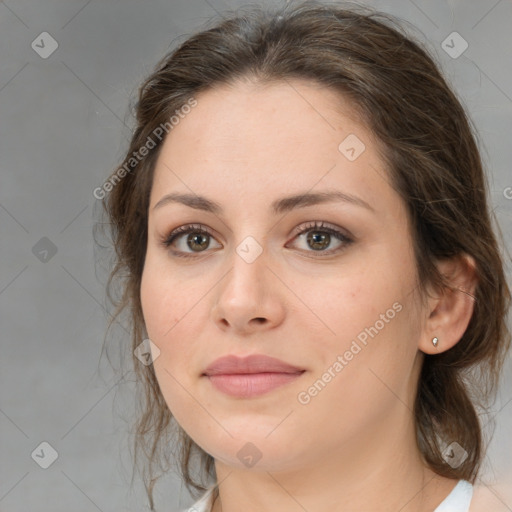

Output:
xmin=162 ymin=224 xmax=221 ymax=258
xmin=288 ymin=221 xmax=353 ymax=256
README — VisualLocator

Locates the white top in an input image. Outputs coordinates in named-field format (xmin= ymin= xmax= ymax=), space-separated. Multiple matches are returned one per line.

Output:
xmin=182 ymin=479 xmax=473 ymax=512
xmin=433 ymin=480 xmax=473 ymax=511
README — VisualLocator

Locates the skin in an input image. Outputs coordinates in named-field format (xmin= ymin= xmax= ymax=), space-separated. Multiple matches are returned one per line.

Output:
xmin=140 ymin=79 xmax=477 ymax=511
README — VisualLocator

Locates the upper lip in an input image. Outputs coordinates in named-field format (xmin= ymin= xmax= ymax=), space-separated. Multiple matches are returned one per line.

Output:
xmin=203 ymin=354 xmax=305 ymax=376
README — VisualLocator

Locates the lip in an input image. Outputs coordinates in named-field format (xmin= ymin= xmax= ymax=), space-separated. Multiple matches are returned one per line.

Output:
xmin=203 ymin=354 xmax=305 ymax=398
xmin=203 ymin=354 xmax=304 ymax=375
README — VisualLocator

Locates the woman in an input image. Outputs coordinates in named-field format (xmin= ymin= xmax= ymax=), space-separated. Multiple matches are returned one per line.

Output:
xmin=99 ymin=2 xmax=511 ymax=511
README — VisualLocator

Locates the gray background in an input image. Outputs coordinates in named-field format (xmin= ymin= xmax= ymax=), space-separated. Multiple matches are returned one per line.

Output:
xmin=1 ymin=0 xmax=511 ymax=511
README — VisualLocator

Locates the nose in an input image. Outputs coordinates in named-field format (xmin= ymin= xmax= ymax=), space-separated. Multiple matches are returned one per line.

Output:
xmin=211 ymin=244 xmax=286 ymax=335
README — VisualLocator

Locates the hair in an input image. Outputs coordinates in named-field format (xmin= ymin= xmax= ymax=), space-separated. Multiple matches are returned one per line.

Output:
xmin=97 ymin=1 xmax=511 ymax=509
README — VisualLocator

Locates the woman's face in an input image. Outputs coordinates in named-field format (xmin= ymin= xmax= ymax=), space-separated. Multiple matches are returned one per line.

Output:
xmin=140 ymin=79 xmax=427 ymax=471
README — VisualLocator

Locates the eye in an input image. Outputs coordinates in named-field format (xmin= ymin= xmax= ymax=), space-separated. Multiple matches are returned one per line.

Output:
xmin=287 ymin=220 xmax=353 ymax=256
xmin=161 ymin=224 xmax=221 ymax=258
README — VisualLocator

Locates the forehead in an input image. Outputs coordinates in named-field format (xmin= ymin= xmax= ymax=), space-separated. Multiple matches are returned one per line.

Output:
xmin=149 ymin=79 xmax=400 ymax=220
xmin=164 ymin=78 xmax=370 ymax=157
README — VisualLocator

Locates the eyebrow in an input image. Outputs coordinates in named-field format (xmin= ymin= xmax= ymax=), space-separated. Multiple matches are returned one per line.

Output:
xmin=152 ymin=190 xmax=375 ymax=215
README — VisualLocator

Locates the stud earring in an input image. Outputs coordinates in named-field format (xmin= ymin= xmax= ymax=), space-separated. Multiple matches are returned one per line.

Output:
xmin=432 ymin=337 xmax=439 ymax=347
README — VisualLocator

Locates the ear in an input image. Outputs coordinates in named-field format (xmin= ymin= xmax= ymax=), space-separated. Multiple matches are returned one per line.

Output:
xmin=419 ymin=253 xmax=477 ymax=355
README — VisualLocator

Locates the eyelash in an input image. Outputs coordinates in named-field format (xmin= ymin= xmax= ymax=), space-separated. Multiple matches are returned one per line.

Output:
xmin=161 ymin=221 xmax=353 ymax=259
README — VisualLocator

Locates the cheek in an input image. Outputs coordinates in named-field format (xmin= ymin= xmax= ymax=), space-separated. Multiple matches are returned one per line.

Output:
xmin=310 ymin=268 xmax=404 ymax=343
xmin=141 ymin=250 xmax=192 ymax=341
xmin=140 ymin=255 xmax=211 ymax=379
xmin=295 ymin=298 xmax=419 ymax=441
xmin=302 ymin=252 xmax=420 ymax=391
xmin=140 ymin=262 xmax=204 ymax=424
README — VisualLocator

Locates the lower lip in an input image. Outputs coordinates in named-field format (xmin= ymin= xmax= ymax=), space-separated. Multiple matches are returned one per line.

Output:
xmin=205 ymin=372 xmax=304 ymax=398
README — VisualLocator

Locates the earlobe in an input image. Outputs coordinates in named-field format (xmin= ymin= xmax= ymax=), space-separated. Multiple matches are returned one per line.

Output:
xmin=419 ymin=254 xmax=477 ymax=355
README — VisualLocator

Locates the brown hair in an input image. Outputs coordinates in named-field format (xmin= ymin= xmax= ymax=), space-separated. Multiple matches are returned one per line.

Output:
xmin=97 ymin=1 xmax=511 ymax=509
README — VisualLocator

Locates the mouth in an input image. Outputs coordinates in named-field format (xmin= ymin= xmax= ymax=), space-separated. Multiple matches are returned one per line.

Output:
xmin=202 ymin=353 xmax=305 ymax=398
